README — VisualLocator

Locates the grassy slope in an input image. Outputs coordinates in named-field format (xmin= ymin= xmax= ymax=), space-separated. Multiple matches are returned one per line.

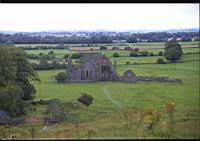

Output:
xmin=25 ymin=53 xmax=199 ymax=138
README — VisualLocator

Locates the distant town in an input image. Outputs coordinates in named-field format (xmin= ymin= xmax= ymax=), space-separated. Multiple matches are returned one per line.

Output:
xmin=0 ymin=28 xmax=199 ymax=44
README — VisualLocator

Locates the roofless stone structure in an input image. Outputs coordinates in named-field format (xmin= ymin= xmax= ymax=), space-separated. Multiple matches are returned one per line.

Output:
xmin=58 ymin=53 xmax=181 ymax=83
xmin=64 ymin=53 xmax=119 ymax=82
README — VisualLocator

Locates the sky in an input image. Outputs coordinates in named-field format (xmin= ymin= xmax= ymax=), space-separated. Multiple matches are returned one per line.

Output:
xmin=0 ymin=4 xmax=199 ymax=32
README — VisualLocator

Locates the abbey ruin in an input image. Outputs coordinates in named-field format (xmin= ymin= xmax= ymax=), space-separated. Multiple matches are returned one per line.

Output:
xmin=59 ymin=53 xmax=181 ymax=83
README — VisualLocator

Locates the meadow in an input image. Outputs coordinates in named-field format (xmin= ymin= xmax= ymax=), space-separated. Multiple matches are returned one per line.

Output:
xmin=0 ymin=41 xmax=199 ymax=139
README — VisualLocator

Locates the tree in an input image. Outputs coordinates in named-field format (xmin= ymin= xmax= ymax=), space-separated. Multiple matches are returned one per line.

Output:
xmin=0 ymin=44 xmax=17 ymax=86
xmin=140 ymin=51 xmax=149 ymax=56
xmin=0 ymin=85 xmax=25 ymax=117
xmin=158 ymin=51 xmax=163 ymax=56
xmin=113 ymin=52 xmax=120 ymax=57
xmin=48 ymin=50 xmax=54 ymax=55
xmin=149 ymin=52 xmax=154 ymax=56
xmin=125 ymin=46 xmax=131 ymax=50
xmin=0 ymin=45 xmax=39 ymax=117
xmin=164 ymin=48 xmax=182 ymax=61
xmin=55 ymin=72 xmax=67 ymax=82
xmin=134 ymin=48 xmax=139 ymax=52
xmin=15 ymin=48 xmax=40 ymax=100
xmin=100 ymin=46 xmax=107 ymax=50
xmin=39 ymin=58 xmax=48 ymax=69
xmin=130 ymin=51 xmax=139 ymax=57
xmin=164 ymin=38 xmax=182 ymax=61
xmin=127 ymin=35 xmax=137 ymax=43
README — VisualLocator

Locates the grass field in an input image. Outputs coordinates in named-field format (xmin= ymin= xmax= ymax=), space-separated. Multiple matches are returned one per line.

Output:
xmin=0 ymin=41 xmax=199 ymax=139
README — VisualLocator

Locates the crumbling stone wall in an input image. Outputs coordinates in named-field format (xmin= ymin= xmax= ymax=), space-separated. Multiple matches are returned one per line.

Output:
xmin=121 ymin=70 xmax=138 ymax=82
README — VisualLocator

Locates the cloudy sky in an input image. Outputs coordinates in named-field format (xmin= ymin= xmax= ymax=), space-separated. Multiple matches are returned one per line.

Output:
xmin=0 ymin=4 xmax=199 ymax=32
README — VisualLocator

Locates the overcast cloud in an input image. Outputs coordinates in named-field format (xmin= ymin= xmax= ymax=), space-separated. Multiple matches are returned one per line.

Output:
xmin=0 ymin=4 xmax=199 ymax=31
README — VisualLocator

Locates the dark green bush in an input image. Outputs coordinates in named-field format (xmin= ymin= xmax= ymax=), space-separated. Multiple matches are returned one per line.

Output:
xmin=77 ymin=93 xmax=93 ymax=106
xmin=164 ymin=38 xmax=182 ymax=61
xmin=126 ymin=61 xmax=130 ymax=65
xmin=158 ymin=51 xmax=163 ymax=56
xmin=156 ymin=58 xmax=166 ymax=64
xmin=134 ymin=48 xmax=139 ymax=52
xmin=149 ymin=52 xmax=154 ymax=56
xmin=130 ymin=51 xmax=139 ymax=57
xmin=63 ymin=54 xmax=69 ymax=59
xmin=112 ymin=46 xmax=119 ymax=50
xmin=113 ymin=52 xmax=120 ymax=57
xmin=100 ymin=46 xmax=107 ymax=50
xmin=45 ymin=98 xmax=65 ymax=121
xmin=55 ymin=72 xmax=67 ymax=82
xmin=124 ymin=46 xmax=131 ymax=50
xmin=140 ymin=51 xmax=149 ymax=56
xmin=71 ymin=53 xmax=83 ymax=59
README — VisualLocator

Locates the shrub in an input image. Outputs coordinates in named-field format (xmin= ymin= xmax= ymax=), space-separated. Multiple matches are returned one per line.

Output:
xmin=149 ymin=52 xmax=154 ymax=56
xmin=100 ymin=46 xmax=107 ymax=50
xmin=45 ymin=98 xmax=65 ymax=121
xmin=126 ymin=61 xmax=130 ymax=65
xmin=55 ymin=72 xmax=67 ymax=82
xmin=112 ymin=46 xmax=119 ymax=50
xmin=134 ymin=48 xmax=139 ymax=52
xmin=71 ymin=53 xmax=83 ymax=59
xmin=124 ymin=46 xmax=131 ymax=50
xmin=77 ymin=93 xmax=93 ymax=106
xmin=130 ymin=51 xmax=139 ymax=57
xmin=156 ymin=58 xmax=166 ymax=64
xmin=63 ymin=54 xmax=69 ymax=59
xmin=158 ymin=51 xmax=163 ymax=56
xmin=48 ymin=50 xmax=54 ymax=55
xmin=113 ymin=52 xmax=120 ymax=57
xmin=133 ymin=62 xmax=139 ymax=65
xmin=63 ymin=101 xmax=80 ymax=112
xmin=31 ymin=99 xmax=50 ymax=105
xmin=141 ymin=51 xmax=149 ymax=56
xmin=74 ymin=59 xmax=83 ymax=64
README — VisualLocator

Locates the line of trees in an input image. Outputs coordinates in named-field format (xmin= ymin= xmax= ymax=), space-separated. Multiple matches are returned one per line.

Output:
xmin=18 ymin=44 xmax=69 ymax=50
xmin=31 ymin=59 xmax=66 ymax=70
xmin=0 ymin=32 xmax=198 ymax=44
xmin=27 ymin=51 xmax=56 ymax=60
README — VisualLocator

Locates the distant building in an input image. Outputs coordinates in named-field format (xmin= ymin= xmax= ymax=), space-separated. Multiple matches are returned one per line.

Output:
xmin=192 ymin=36 xmax=199 ymax=41
xmin=141 ymin=39 xmax=148 ymax=42
xmin=112 ymin=40 xmax=127 ymax=44
xmin=167 ymin=37 xmax=173 ymax=41
xmin=176 ymin=37 xmax=182 ymax=41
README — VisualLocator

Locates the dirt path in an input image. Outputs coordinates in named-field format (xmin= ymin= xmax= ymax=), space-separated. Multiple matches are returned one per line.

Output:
xmin=102 ymin=83 xmax=123 ymax=108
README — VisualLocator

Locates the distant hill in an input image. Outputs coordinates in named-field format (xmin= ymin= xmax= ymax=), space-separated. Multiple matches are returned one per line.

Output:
xmin=0 ymin=28 xmax=199 ymax=35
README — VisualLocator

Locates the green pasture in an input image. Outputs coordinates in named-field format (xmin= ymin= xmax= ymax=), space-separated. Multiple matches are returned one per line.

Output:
xmin=24 ymin=52 xmax=199 ymax=138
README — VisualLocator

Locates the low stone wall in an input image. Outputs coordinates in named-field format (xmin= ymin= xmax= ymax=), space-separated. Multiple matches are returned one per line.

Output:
xmin=137 ymin=76 xmax=182 ymax=83
xmin=58 ymin=79 xmax=97 ymax=83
